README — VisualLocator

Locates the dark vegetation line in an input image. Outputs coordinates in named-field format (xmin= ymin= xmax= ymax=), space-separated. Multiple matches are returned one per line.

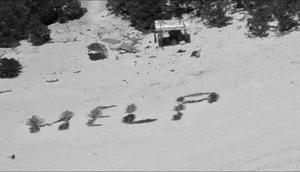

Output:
xmin=0 ymin=0 xmax=87 ymax=48
xmin=107 ymin=0 xmax=300 ymax=36
xmin=1 ymin=0 xmax=299 ymax=48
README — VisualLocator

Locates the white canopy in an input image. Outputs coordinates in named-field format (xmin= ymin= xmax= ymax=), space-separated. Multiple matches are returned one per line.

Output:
xmin=155 ymin=20 xmax=188 ymax=31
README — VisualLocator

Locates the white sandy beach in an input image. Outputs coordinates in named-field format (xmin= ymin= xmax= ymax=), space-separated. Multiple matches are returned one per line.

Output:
xmin=0 ymin=1 xmax=300 ymax=171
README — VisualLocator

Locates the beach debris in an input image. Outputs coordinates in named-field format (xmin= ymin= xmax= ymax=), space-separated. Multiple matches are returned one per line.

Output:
xmin=46 ymin=79 xmax=59 ymax=83
xmin=7 ymin=154 xmax=15 ymax=160
xmin=191 ymin=49 xmax=201 ymax=58
xmin=177 ymin=49 xmax=186 ymax=53
xmin=0 ymin=89 xmax=12 ymax=94
xmin=87 ymin=43 xmax=108 ymax=61
xmin=133 ymin=118 xmax=157 ymax=124
xmin=101 ymin=38 xmax=121 ymax=45
xmin=118 ymin=43 xmax=140 ymax=53
xmin=73 ymin=70 xmax=81 ymax=74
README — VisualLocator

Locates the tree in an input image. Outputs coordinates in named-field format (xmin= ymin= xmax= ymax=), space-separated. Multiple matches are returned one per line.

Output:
xmin=107 ymin=0 xmax=171 ymax=31
xmin=0 ymin=0 xmax=86 ymax=47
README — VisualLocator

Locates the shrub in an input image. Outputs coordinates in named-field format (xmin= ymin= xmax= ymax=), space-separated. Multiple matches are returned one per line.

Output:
xmin=107 ymin=0 xmax=171 ymax=31
xmin=26 ymin=115 xmax=45 ymax=133
xmin=201 ymin=0 xmax=232 ymax=27
xmin=272 ymin=0 xmax=298 ymax=32
xmin=0 ymin=0 xmax=86 ymax=47
xmin=122 ymin=114 xmax=135 ymax=124
xmin=27 ymin=16 xmax=51 ymax=46
xmin=0 ymin=58 xmax=22 ymax=78
xmin=247 ymin=7 xmax=273 ymax=37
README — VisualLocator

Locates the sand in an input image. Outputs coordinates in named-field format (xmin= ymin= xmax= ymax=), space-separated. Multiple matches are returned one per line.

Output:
xmin=0 ymin=1 xmax=300 ymax=171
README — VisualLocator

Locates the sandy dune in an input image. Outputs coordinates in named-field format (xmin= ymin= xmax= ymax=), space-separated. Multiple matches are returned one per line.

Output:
xmin=0 ymin=1 xmax=300 ymax=171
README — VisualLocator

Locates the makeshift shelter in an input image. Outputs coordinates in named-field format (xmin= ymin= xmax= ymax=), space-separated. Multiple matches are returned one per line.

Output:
xmin=154 ymin=20 xmax=191 ymax=47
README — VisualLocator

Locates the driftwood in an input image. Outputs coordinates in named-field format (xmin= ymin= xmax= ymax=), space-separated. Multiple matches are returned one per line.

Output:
xmin=118 ymin=43 xmax=140 ymax=53
xmin=0 ymin=90 xmax=12 ymax=94
xmin=101 ymin=38 xmax=121 ymax=45
xmin=46 ymin=79 xmax=59 ymax=83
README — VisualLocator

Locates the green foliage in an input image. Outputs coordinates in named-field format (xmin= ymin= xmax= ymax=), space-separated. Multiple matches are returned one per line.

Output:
xmin=0 ymin=0 xmax=86 ymax=47
xmin=59 ymin=110 xmax=74 ymax=122
xmin=122 ymin=114 xmax=135 ymax=124
xmin=107 ymin=0 xmax=300 ymax=36
xmin=272 ymin=0 xmax=298 ymax=32
xmin=0 ymin=58 xmax=22 ymax=78
xmin=26 ymin=115 xmax=45 ymax=133
xmin=27 ymin=16 xmax=51 ymax=46
xmin=247 ymin=7 xmax=273 ymax=37
xmin=88 ymin=106 xmax=103 ymax=119
xmin=200 ymin=0 xmax=232 ymax=27
xmin=126 ymin=104 xmax=137 ymax=114
xmin=107 ymin=0 xmax=171 ymax=31
xmin=207 ymin=92 xmax=219 ymax=103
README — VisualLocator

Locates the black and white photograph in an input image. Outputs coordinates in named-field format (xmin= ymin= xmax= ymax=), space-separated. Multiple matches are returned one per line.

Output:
xmin=1 ymin=0 xmax=300 ymax=171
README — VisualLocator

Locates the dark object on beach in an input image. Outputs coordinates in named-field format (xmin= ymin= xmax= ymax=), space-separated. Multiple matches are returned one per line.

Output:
xmin=88 ymin=53 xmax=107 ymax=61
xmin=177 ymin=49 xmax=186 ymax=53
xmin=123 ymin=114 xmax=135 ymax=124
xmin=174 ymin=104 xmax=185 ymax=111
xmin=26 ymin=115 xmax=45 ymax=133
xmin=172 ymin=112 xmax=183 ymax=121
xmin=0 ymin=58 xmax=22 ymax=78
xmin=0 ymin=89 xmax=12 ymax=94
xmin=53 ymin=110 xmax=74 ymax=124
xmin=191 ymin=50 xmax=201 ymax=58
xmin=176 ymin=97 xmax=184 ymax=102
xmin=101 ymin=38 xmax=121 ymax=45
xmin=58 ymin=122 xmax=70 ymax=130
xmin=207 ymin=92 xmax=219 ymax=103
xmin=46 ymin=79 xmax=59 ymax=83
xmin=133 ymin=118 xmax=157 ymax=124
xmin=87 ymin=43 xmax=108 ymax=61
xmin=118 ymin=43 xmax=140 ymax=53
xmin=7 ymin=154 xmax=15 ymax=160
xmin=126 ymin=104 xmax=137 ymax=114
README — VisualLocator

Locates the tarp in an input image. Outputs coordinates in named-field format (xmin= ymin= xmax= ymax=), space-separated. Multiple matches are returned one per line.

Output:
xmin=155 ymin=20 xmax=188 ymax=31
xmin=101 ymin=38 xmax=121 ymax=45
xmin=118 ymin=43 xmax=140 ymax=53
